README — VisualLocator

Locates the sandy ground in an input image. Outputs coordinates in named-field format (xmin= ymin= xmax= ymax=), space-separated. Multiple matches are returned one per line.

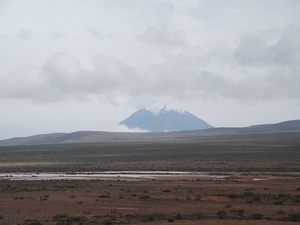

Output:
xmin=0 ymin=172 xmax=299 ymax=225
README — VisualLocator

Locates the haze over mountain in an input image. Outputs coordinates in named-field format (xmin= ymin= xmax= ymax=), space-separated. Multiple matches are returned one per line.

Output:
xmin=119 ymin=105 xmax=213 ymax=132
xmin=0 ymin=120 xmax=300 ymax=146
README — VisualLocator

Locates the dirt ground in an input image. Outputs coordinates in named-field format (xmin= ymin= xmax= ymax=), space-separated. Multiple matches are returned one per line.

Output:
xmin=0 ymin=172 xmax=299 ymax=225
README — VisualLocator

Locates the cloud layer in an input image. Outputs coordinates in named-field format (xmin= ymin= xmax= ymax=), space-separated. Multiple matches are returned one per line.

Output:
xmin=1 ymin=33 xmax=299 ymax=104
xmin=0 ymin=0 xmax=299 ymax=106
xmin=0 ymin=0 xmax=299 ymax=139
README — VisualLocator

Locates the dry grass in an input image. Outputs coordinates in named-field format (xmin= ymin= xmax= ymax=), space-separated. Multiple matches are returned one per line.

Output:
xmin=0 ymin=133 xmax=299 ymax=224
xmin=0 ymin=174 xmax=299 ymax=224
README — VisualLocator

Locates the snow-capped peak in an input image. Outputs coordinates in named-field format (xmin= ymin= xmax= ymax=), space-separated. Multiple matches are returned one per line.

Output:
xmin=146 ymin=104 xmax=187 ymax=115
xmin=161 ymin=105 xmax=187 ymax=114
xmin=120 ymin=104 xmax=214 ymax=132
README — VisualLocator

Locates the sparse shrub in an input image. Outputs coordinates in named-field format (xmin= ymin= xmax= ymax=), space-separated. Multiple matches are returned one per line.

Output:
xmin=28 ymin=220 xmax=43 ymax=225
xmin=239 ymin=209 xmax=245 ymax=217
xmin=273 ymin=200 xmax=284 ymax=205
xmin=103 ymin=219 xmax=113 ymax=225
xmin=293 ymin=197 xmax=300 ymax=202
xmin=252 ymin=214 xmax=264 ymax=220
xmin=99 ymin=193 xmax=110 ymax=198
xmin=175 ymin=213 xmax=183 ymax=220
xmin=83 ymin=210 xmax=91 ymax=214
xmin=243 ymin=192 xmax=254 ymax=197
xmin=254 ymin=195 xmax=261 ymax=201
xmin=161 ymin=189 xmax=171 ymax=192
xmin=40 ymin=195 xmax=49 ymax=201
xmin=277 ymin=209 xmax=285 ymax=215
xmin=225 ymin=203 xmax=232 ymax=208
xmin=148 ymin=215 xmax=155 ymax=221
xmin=139 ymin=195 xmax=150 ymax=200
xmin=55 ymin=221 xmax=66 ymax=225
xmin=246 ymin=188 xmax=255 ymax=191
xmin=167 ymin=217 xmax=174 ymax=222
xmin=288 ymin=212 xmax=300 ymax=222
xmin=14 ymin=196 xmax=25 ymax=200
xmin=0 ymin=215 xmax=3 ymax=219
xmin=53 ymin=213 xmax=69 ymax=221
xmin=66 ymin=185 xmax=76 ymax=188
xmin=217 ymin=210 xmax=227 ymax=219
xmin=227 ymin=194 xmax=239 ymax=198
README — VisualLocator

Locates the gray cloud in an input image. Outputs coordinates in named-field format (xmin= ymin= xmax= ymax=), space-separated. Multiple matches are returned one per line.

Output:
xmin=0 ymin=53 xmax=139 ymax=102
xmin=235 ymin=24 xmax=300 ymax=66
xmin=1 ymin=49 xmax=299 ymax=104
xmin=271 ymin=24 xmax=300 ymax=64
xmin=137 ymin=26 xmax=187 ymax=49
xmin=0 ymin=34 xmax=8 ymax=38
xmin=0 ymin=65 xmax=46 ymax=99
xmin=42 ymin=53 xmax=88 ymax=93
xmin=86 ymin=27 xmax=113 ymax=39
xmin=18 ymin=29 xmax=33 ymax=39
xmin=267 ymin=66 xmax=300 ymax=99
xmin=191 ymin=0 xmax=297 ymax=29
xmin=0 ymin=1 xmax=299 ymax=107
xmin=287 ymin=0 xmax=300 ymax=8
xmin=48 ymin=32 xmax=66 ymax=39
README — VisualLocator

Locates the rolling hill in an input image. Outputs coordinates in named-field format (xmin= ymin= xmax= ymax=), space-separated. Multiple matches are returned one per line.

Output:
xmin=0 ymin=120 xmax=300 ymax=146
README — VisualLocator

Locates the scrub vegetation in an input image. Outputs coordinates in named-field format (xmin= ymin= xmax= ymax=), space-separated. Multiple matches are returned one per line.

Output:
xmin=0 ymin=133 xmax=299 ymax=173
xmin=0 ymin=132 xmax=299 ymax=224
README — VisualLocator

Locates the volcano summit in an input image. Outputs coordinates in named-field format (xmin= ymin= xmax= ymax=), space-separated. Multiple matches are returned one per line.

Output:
xmin=119 ymin=105 xmax=213 ymax=132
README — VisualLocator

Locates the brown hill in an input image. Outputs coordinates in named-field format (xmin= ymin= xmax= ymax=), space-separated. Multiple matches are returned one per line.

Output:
xmin=0 ymin=120 xmax=299 ymax=146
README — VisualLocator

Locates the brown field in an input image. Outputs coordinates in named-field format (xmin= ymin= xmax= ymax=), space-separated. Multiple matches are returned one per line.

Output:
xmin=0 ymin=172 xmax=299 ymax=225
xmin=0 ymin=133 xmax=300 ymax=224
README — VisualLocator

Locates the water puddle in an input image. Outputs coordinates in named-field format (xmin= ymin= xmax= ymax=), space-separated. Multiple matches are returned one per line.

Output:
xmin=0 ymin=171 xmax=227 ymax=181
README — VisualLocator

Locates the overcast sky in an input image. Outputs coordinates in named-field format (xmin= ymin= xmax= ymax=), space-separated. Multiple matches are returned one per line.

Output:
xmin=0 ymin=0 xmax=300 ymax=140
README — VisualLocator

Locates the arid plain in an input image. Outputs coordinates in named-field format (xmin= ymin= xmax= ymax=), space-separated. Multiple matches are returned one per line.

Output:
xmin=0 ymin=128 xmax=300 ymax=225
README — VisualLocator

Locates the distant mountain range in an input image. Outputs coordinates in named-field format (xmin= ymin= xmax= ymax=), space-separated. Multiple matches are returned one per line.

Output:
xmin=0 ymin=120 xmax=300 ymax=146
xmin=119 ymin=105 xmax=213 ymax=132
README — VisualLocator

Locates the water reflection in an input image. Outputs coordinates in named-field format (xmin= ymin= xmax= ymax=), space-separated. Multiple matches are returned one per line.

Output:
xmin=0 ymin=171 xmax=227 ymax=181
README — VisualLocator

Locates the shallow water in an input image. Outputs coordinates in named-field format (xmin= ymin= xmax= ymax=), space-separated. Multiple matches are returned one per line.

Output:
xmin=0 ymin=171 xmax=227 ymax=181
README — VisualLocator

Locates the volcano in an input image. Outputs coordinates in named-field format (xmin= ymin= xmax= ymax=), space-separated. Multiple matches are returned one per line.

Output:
xmin=119 ymin=105 xmax=214 ymax=132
